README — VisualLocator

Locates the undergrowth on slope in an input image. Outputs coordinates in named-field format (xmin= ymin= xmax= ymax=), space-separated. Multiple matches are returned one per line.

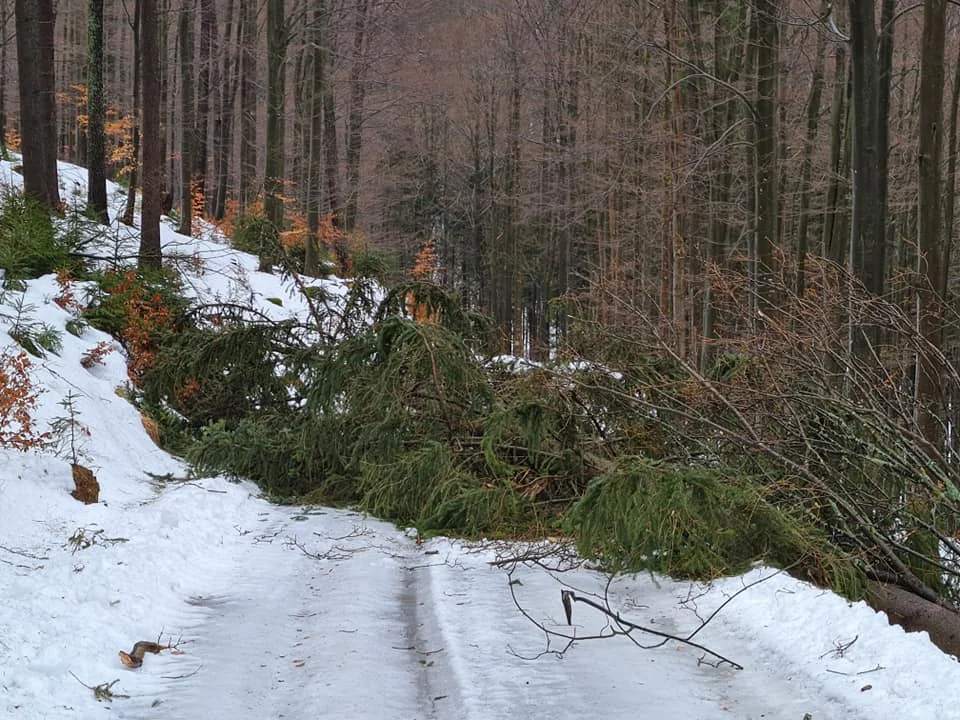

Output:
xmin=0 ymin=350 xmax=48 ymax=450
xmin=0 ymin=191 xmax=65 ymax=281
xmin=229 ymin=209 xmax=282 ymax=270
xmin=83 ymin=269 xmax=187 ymax=381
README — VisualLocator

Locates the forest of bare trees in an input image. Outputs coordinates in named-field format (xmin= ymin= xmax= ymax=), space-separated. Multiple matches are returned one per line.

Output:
xmin=2 ymin=1 xmax=953 ymax=360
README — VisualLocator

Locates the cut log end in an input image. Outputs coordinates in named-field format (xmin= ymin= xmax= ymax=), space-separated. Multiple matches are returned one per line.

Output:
xmin=865 ymin=580 xmax=960 ymax=657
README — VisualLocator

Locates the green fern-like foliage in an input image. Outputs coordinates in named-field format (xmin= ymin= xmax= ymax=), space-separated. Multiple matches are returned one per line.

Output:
xmin=377 ymin=280 xmax=497 ymax=351
xmin=481 ymin=367 xmax=590 ymax=493
xmin=306 ymin=315 xmax=491 ymax=444
xmin=350 ymin=244 xmax=401 ymax=285
xmin=10 ymin=324 xmax=62 ymax=357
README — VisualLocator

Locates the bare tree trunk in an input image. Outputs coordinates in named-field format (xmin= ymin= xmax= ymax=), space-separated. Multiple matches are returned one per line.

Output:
xmin=292 ymin=47 xmax=309 ymax=214
xmin=915 ymin=0 xmax=946 ymax=446
xmin=177 ymin=0 xmax=195 ymax=237
xmin=754 ymin=0 xmax=778 ymax=305
xmin=121 ymin=0 xmax=141 ymax=227
xmin=321 ymin=5 xmax=341 ymax=232
xmin=239 ymin=0 xmax=257 ymax=212
xmin=876 ymin=0 xmax=894 ymax=281
xmin=823 ymin=38 xmax=848 ymax=263
xmin=506 ymin=33 xmax=522 ymax=349
xmin=847 ymin=0 xmax=882 ymax=297
xmin=794 ymin=0 xmax=828 ymax=296
xmin=942 ymin=13 xmax=960 ymax=294
xmin=15 ymin=0 xmax=61 ymax=209
xmin=159 ymin=0 xmax=172 ymax=202
xmin=701 ymin=1 xmax=747 ymax=368
xmin=195 ymin=0 xmax=215 ymax=215
xmin=305 ymin=2 xmax=324 ymax=277
xmin=322 ymin=85 xmax=340 ymax=222
xmin=344 ymin=0 xmax=368 ymax=230
xmin=86 ymin=0 xmax=108 ymax=223
xmin=139 ymin=0 xmax=162 ymax=269
xmin=262 ymin=0 xmax=286 ymax=270
xmin=660 ymin=2 xmax=677 ymax=348
xmin=0 ymin=0 xmax=9 ymax=159
xmin=212 ymin=0 xmax=237 ymax=221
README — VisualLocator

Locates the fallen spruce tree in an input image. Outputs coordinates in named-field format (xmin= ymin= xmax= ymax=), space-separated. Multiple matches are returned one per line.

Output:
xmin=114 ymin=250 xmax=960 ymax=655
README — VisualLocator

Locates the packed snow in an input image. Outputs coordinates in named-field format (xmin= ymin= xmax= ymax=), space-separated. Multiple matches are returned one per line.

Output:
xmin=1 ymin=161 xmax=959 ymax=719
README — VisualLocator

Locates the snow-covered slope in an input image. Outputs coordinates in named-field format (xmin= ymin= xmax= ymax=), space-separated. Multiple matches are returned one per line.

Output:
xmin=1 ymin=162 xmax=959 ymax=719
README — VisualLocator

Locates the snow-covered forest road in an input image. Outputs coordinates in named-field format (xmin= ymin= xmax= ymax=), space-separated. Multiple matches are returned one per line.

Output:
xmin=104 ymin=495 xmax=875 ymax=720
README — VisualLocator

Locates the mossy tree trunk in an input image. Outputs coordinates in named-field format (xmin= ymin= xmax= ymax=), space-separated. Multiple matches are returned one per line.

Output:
xmin=139 ymin=0 xmax=162 ymax=269
xmin=177 ymin=0 xmax=195 ymax=237
xmin=86 ymin=0 xmax=108 ymax=223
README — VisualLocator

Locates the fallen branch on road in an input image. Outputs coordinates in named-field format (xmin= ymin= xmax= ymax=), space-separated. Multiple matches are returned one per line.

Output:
xmin=505 ymin=561 xmax=787 ymax=670
xmin=559 ymin=589 xmax=743 ymax=670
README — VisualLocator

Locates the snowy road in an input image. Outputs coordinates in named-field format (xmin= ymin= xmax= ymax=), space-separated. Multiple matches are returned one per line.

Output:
xmin=104 ymin=499 xmax=875 ymax=720
xmin=4 ymin=458 xmax=958 ymax=720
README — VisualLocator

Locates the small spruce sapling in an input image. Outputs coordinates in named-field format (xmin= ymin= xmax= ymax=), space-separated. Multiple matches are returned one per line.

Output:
xmin=50 ymin=391 xmax=100 ymax=503
xmin=49 ymin=391 xmax=91 ymax=465
xmin=5 ymin=293 xmax=62 ymax=356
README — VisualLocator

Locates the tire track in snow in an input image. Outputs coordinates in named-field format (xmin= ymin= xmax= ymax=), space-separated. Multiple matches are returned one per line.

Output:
xmin=398 ymin=548 xmax=465 ymax=719
xmin=114 ymin=508 xmax=428 ymax=719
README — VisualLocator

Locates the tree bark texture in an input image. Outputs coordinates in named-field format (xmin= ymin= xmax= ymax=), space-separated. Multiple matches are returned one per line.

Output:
xmin=86 ymin=0 xmax=108 ymax=222
xmin=121 ymin=0 xmax=141 ymax=227
xmin=177 ymin=0 xmax=195 ymax=237
xmin=238 ymin=0 xmax=257 ymax=212
xmin=344 ymin=0 xmax=368 ymax=231
xmin=15 ymin=0 xmax=60 ymax=209
xmin=139 ymin=0 xmax=162 ymax=269
xmin=754 ymin=0 xmax=779 ymax=303
xmin=866 ymin=581 xmax=960 ymax=658
xmin=847 ymin=0 xmax=883 ymax=297
xmin=915 ymin=0 xmax=946 ymax=446
xmin=263 ymin=0 xmax=286 ymax=264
